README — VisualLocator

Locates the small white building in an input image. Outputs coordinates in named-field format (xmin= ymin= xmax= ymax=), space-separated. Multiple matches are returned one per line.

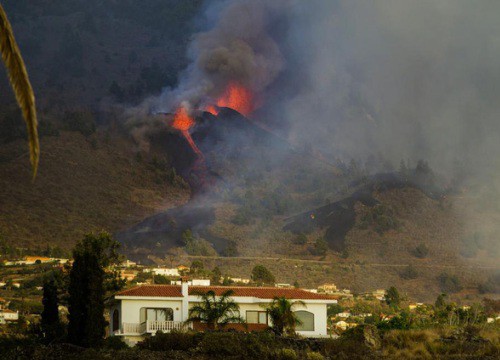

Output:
xmin=337 ymin=312 xmax=351 ymax=318
xmin=108 ymin=282 xmax=337 ymax=345
xmin=229 ymin=277 xmax=251 ymax=284
xmin=143 ymin=268 xmax=180 ymax=277
xmin=0 ymin=309 xmax=19 ymax=322
xmin=171 ymin=279 xmax=210 ymax=286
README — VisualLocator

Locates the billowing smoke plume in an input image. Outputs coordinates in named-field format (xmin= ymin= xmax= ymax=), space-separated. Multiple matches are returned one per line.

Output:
xmin=155 ymin=0 xmax=287 ymax=114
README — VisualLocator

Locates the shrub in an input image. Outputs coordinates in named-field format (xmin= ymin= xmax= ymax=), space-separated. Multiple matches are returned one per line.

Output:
xmin=438 ymin=273 xmax=462 ymax=293
xmin=359 ymin=204 xmax=399 ymax=234
xmin=136 ymin=330 xmax=200 ymax=351
xmin=400 ymin=265 xmax=418 ymax=280
xmin=293 ymin=233 xmax=308 ymax=245
xmin=412 ymin=243 xmax=429 ymax=258
xmin=275 ymin=348 xmax=298 ymax=360
xmin=306 ymin=351 xmax=324 ymax=360
xmin=198 ymin=332 xmax=274 ymax=359
xmin=103 ymin=336 xmax=128 ymax=350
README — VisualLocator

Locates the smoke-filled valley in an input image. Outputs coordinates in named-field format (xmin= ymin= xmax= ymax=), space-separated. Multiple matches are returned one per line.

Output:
xmin=1 ymin=0 xmax=500 ymax=302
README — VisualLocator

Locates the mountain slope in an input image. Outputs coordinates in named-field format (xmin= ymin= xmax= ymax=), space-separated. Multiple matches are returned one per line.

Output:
xmin=0 ymin=131 xmax=189 ymax=251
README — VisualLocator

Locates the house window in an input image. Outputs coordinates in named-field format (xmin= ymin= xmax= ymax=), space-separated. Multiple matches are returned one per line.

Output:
xmin=112 ymin=309 xmax=119 ymax=332
xmin=246 ymin=311 xmax=268 ymax=324
xmin=140 ymin=308 xmax=174 ymax=322
xmin=295 ymin=311 xmax=314 ymax=331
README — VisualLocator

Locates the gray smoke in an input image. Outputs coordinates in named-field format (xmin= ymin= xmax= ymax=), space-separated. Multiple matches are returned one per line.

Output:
xmin=151 ymin=0 xmax=500 ymax=258
xmin=155 ymin=0 xmax=287 ymax=113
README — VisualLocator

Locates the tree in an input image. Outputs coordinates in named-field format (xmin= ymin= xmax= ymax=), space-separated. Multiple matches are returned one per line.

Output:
xmin=211 ymin=266 xmax=222 ymax=285
xmin=68 ymin=232 xmax=121 ymax=347
xmin=41 ymin=275 xmax=61 ymax=342
xmin=190 ymin=260 xmax=204 ymax=274
xmin=265 ymin=297 xmax=305 ymax=336
xmin=400 ymin=264 xmax=418 ymax=280
xmin=438 ymin=273 xmax=462 ymax=293
xmin=186 ymin=290 xmax=244 ymax=330
xmin=412 ymin=243 xmax=429 ymax=258
xmin=385 ymin=287 xmax=401 ymax=308
xmin=251 ymin=265 xmax=275 ymax=285
xmin=293 ymin=233 xmax=308 ymax=245
xmin=0 ymin=4 xmax=39 ymax=177
xmin=311 ymin=237 xmax=328 ymax=256
xmin=435 ymin=293 xmax=447 ymax=310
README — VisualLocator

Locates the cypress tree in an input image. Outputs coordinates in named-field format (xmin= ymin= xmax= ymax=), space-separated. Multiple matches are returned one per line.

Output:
xmin=68 ymin=232 xmax=120 ymax=347
xmin=41 ymin=276 xmax=60 ymax=342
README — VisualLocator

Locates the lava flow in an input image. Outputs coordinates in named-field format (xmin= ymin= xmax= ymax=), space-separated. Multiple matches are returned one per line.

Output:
xmin=206 ymin=82 xmax=254 ymax=116
xmin=172 ymin=106 xmax=203 ymax=158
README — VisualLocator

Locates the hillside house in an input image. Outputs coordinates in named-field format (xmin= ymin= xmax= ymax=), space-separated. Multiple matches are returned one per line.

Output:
xmin=144 ymin=267 xmax=180 ymax=277
xmin=107 ymin=280 xmax=337 ymax=345
xmin=0 ymin=309 xmax=19 ymax=324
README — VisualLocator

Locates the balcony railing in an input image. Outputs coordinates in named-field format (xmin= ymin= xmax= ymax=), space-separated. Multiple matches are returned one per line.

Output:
xmin=115 ymin=321 xmax=192 ymax=335
xmin=147 ymin=320 xmax=192 ymax=333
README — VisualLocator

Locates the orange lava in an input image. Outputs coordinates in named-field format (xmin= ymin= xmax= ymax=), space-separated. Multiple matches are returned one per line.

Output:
xmin=182 ymin=130 xmax=203 ymax=158
xmin=172 ymin=106 xmax=195 ymax=131
xmin=207 ymin=82 xmax=254 ymax=116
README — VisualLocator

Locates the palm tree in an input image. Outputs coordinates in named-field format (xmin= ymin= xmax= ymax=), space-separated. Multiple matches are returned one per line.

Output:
xmin=186 ymin=289 xmax=244 ymax=330
xmin=0 ymin=4 xmax=39 ymax=178
xmin=265 ymin=297 xmax=305 ymax=336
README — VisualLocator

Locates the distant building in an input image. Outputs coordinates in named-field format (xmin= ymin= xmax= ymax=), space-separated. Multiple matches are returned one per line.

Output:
xmin=0 ymin=309 xmax=19 ymax=322
xmin=409 ymin=303 xmax=424 ymax=311
xmin=12 ymin=282 xmax=21 ymax=288
xmin=372 ymin=289 xmax=386 ymax=301
xmin=121 ymin=260 xmax=137 ymax=268
xmin=229 ymin=277 xmax=251 ymax=284
xmin=318 ymin=284 xmax=337 ymax=293
xmin=337 ymin=311 xmax=351 ymax=318
xmin=144 ymin=268 xmax=180 ymax=277
xmin=120 ymin=270 xmax=139 ymax=281
xmin=172 ymin=279 xmax=211 ymax=286
xmin=275 ymin=283 xmax=293 ymax=288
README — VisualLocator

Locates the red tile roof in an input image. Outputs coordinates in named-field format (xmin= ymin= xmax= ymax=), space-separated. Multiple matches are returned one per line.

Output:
xmin=116 ymin=285 xmax=336 ymax=300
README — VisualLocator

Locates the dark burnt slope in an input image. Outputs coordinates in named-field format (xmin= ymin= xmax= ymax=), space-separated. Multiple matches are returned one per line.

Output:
xmin=283 ymin=172 xmax=444 ymax=252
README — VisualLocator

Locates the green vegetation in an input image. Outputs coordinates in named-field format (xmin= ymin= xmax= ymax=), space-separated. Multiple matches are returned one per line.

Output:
xmin=41 ymin=276 xmax=62 ymax=342
xmin=186 ymin=289 xmax=244 ymax=330
xmin=400 ymin=264 xmax=418 ymax=280
xmin=265 ymin=297 xmax=305 ymax=336
xmin=385 ymin=287 xmax=401 ymax=308
xmin=411 ymin=243 xmax=429 ymax=258
xmin=68 ymin=232 xmax=122 ymax=347
xmin=359 ymin=204 xmax=399 ymax=234
xmin=251 ymin=265 xmax=275 ymax=285
xmin=438 ymin=273 xmax=463 ymax=293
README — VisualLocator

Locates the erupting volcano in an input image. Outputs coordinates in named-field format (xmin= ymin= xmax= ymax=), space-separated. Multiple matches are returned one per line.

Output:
xmin=206 ymin=82 xmax=255 ymax=117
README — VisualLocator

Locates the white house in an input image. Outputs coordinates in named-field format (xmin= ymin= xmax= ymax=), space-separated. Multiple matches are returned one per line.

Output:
xmin=171 ymin=279 xmax=211 ymax=286
xmin=108 ymin=281 xmax=337 ymax=345
xmin=0 ymin=309 xmax=19 ymax=322
xmin=143 ymin=268 xmax=180 ymax=277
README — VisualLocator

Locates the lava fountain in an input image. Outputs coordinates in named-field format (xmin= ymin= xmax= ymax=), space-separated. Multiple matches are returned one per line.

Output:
xmin=206 ymin=82 xmax=255 ymax=117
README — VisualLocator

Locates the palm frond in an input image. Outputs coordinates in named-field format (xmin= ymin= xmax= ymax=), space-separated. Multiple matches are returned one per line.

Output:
xmin=0 ymin=4 xmax=39 ymax=179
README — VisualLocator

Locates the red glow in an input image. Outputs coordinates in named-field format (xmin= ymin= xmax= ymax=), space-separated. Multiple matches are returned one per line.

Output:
xmin=181 ymin=130 xmax=203 ymax=158
xmin=172 ymin=106 xmax=195 ymax=131
xmin=207 ymin=82 xmax=254 ymax=116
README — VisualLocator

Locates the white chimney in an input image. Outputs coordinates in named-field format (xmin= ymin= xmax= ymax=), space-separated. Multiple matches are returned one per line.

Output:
xmin=181 ymin=277 xmax=189 ymax=322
